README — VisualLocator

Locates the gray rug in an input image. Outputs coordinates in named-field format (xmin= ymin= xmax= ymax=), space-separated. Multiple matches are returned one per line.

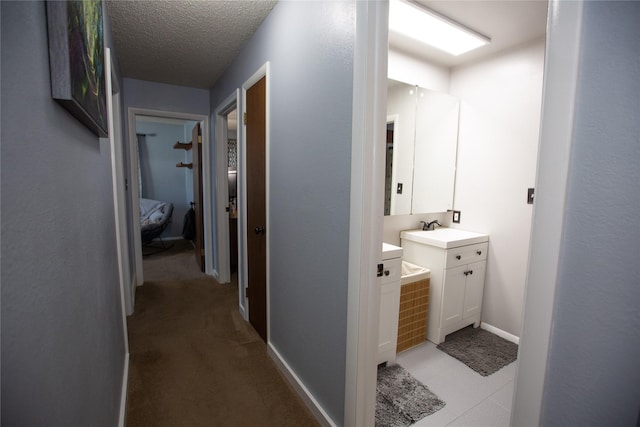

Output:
xmin=437 ymin=326 xmax=518 ymax=376
xmin=376 ymin=364 xmax=446 ymax=427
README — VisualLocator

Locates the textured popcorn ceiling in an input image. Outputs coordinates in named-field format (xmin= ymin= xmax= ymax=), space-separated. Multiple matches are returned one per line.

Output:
xmin=106 ymin=0 xmax=277 ymax=89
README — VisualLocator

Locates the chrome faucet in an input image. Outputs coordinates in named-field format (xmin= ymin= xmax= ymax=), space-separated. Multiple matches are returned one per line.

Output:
xmin=420 ymin=220 xmax=441 ymax=231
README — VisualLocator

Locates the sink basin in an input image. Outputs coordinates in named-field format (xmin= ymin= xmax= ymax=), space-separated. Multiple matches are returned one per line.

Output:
xmin=400 ymin=228 xmax=489 ymax=249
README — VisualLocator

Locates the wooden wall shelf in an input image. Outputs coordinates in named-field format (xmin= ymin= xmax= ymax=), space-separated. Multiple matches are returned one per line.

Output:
xmin=173 ymin=141 xmax=192 ymax=150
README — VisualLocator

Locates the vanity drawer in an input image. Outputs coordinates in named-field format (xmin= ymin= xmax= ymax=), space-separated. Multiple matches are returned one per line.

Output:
xmin=381 ymin=258 xmax=402 ymax=284
xmin=445 ymin=242 xmax=488 ymax=269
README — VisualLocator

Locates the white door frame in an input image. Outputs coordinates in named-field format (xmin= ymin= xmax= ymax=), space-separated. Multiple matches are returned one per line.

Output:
xmin=105 ymin=48 xmax=132 ymax=330
xmin=105 ymin=48 xmax=130 ymax=427
xmin=126 ymin=108 xmax=212 ymax=290
xmin=213 ymin=90 xmax=240 ymax=286
xmin=239 ymin=63 xmax=270 ymax=325
xmin=344 ymin=2 xmax=389 ymax=426
xmin=512 ymin=1 xmax=584 ymax=425
xmin=344 ymin=1 xmax=584 ymax=425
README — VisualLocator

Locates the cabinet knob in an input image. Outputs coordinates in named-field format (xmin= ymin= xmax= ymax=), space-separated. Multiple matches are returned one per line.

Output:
xmin=384 ymin=270 xmax=390 ymax=276
xmin=456 ymin=255 xmax=461 ymax=260
xmin=464 ymin=271 xmax=468 ymax=276
xmin=469 ymin=270 xmax=473 ymax=275
xmin=476 ymin=250 xmax=482 ymax=255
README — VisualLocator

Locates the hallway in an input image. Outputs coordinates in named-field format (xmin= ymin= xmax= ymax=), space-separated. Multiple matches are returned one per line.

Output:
xmin=125 ymin=241 xmax=318 ymax=426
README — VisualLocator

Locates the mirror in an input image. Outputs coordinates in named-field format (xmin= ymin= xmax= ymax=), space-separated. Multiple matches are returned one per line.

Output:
xmin=385 ymin=80 xmax=417 ymax=215
xmin=384 ymin=79 xmax=460 ymax=215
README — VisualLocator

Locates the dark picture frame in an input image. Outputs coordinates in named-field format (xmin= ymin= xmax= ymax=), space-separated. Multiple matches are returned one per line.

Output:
xmin=46 ymin=0 xmax=108 ymax=137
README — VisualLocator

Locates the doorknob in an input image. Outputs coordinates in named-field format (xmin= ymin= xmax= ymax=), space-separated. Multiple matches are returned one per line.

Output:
xmin=254 ymin=226 xmax=265 ymax=235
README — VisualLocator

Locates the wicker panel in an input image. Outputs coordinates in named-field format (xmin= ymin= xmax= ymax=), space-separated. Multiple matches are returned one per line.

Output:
xmin=396 ymin=278 xmax=430 ymax=353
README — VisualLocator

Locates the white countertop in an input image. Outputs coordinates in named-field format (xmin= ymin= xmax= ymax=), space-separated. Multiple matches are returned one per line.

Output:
xmin=400 ymin=228 xmax=489 ymax=249
xmin=382 ymin=242 xmax=403 ymax=260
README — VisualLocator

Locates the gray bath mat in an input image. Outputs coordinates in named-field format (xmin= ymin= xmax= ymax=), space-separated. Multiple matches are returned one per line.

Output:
xmin=376 ymin=364 xmax=445 ymax=427
xmin=437 ymin=326 xmax=518 ymax=376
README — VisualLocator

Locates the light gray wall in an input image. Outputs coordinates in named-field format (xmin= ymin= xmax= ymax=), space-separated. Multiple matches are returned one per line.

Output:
xmin=541 ymin=2 xmax=640 ymax=425
xmin=137 ymin=121 xmax=189 ymax=238
xmin=209 ymin=2 xmax=355 ymax=423
xmin=1 ymin=2 xmax=126 ymax=425
xmin=123 ymin=78 xmax=210 ymax=117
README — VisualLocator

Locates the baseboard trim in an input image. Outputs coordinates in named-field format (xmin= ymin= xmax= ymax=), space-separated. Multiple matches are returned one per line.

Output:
xmin=480 ymin=322 xmax=520 ymax=345
xmin=267 ymin=343 xmax=337 ymax=427
xmin=118 ymin=352 xmax=130 ymax=427
xmin=238 ymin=304 xmax=246 ymax=321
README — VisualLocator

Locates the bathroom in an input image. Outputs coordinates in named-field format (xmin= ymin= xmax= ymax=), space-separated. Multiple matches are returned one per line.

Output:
xmin=378 ymin=1 xmax=547 ymax=425
xmin=384 ymin=0 xmax=546 ymax=340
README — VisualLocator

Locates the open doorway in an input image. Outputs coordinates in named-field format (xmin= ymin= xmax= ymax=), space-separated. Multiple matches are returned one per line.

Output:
xmin=212 ymin=66 xmax=268 ymax=339
xmin=125 ymin=108 xmax=210 ymax=304
xmin=135 ymin=116 xmax=195 ymax=254
xmin=375 ymin=0 xmax=549 ymax=425
xmin=135 ymin=116 xmax=206 ymax=280
xmin=226 ymin=109 xmax=239 ymax=278
xmin=213 ymin=90 xmax=240 ymax=289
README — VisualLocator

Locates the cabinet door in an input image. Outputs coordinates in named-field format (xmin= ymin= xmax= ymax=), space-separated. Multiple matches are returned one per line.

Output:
xmin=441 ymin=265 xmax=466 ymax=329
xmin=378 ymin=281 xmax=401 ymax=364
xmin=463 ymin=261 xmax=486 ymax=320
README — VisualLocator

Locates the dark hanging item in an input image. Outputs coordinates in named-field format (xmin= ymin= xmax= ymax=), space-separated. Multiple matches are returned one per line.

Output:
xmin=182 ymin=206 xmax=196 ymax=241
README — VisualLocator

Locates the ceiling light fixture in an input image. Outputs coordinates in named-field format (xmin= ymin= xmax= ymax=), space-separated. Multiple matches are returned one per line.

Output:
xmin=389 ymin=0 xmax=490 ymax=56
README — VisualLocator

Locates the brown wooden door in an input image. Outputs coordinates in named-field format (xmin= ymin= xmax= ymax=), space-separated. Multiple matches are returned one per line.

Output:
xmin=246 ymin=77 xmax=267 ymax=342
xmin=192 ymin=122 xmax=205 ymax=272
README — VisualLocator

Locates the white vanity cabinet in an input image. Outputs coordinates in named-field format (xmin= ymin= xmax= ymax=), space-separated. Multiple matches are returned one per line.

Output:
xmin=378 ymin=243 xmax=403 ymax=365
xmin=400 ymin=229 xmax=489 ymax=344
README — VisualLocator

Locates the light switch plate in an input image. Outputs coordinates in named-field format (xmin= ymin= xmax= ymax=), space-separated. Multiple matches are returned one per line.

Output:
xmin=452 ymin=210 xmax=461 ymax=223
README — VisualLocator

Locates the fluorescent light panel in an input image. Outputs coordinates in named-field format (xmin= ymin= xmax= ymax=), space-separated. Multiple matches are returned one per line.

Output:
xmin=389 ymin=0 xmax=490 ymax=56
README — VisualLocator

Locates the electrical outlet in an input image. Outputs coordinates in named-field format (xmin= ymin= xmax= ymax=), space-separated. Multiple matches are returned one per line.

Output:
xmin=452 ymin=210 xmax=461 ymax=223
xmin=397 ymin=183 xmax=403 ymax=194
xmin=527 ymin=188 xmax=535 ymax=204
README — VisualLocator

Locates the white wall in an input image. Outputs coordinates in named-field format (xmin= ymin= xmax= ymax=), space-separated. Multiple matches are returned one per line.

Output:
xmin=449 ymin=39 xmax=545 ymax=336
xmin=388 ymin=49 xmax=449 ymax=92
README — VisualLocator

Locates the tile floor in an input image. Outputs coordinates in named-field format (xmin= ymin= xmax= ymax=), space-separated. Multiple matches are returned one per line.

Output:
xmin=396 ymin=341 xmax=517 ymax=427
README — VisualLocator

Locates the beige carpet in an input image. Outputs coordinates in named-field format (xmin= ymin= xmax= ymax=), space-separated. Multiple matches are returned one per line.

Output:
xmin=126 ymin=239 xmax=319 ymax=426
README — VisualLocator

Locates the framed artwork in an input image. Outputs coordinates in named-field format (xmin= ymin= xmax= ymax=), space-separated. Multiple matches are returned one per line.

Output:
xmin=46 ymin=0 xmax=108 ymax=137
